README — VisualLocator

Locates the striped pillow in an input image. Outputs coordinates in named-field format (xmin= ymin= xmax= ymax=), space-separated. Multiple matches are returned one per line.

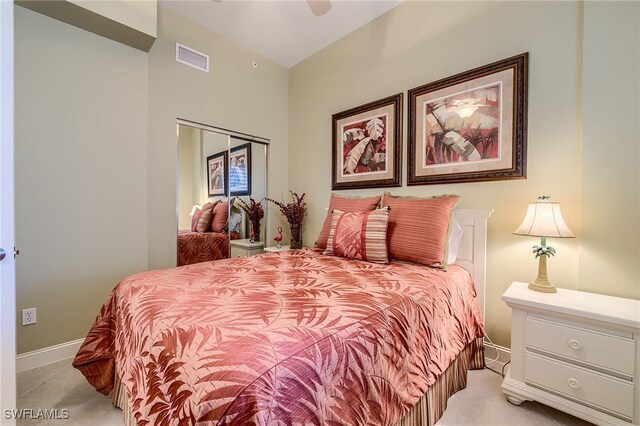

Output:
xmin=324 ymin=208 xmax=389 ymax=264
xmin=315 ymin=194 xmax=381 ymax=249
xmin=382 ymin=194 xmax=459 ymax=269
xmin=196 ymin=208 xmax=214 ymax=233
xmin=191 ymin=208 xmax=203 ymax=231
xmin=191 ymin=202 xmax=216 ymax=232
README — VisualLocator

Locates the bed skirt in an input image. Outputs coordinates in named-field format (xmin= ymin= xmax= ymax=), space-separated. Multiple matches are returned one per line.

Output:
xmin=112 ymin=337 xmax=485 ymax=426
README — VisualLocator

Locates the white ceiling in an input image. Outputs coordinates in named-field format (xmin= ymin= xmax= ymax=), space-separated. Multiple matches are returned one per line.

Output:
xmin=160 ymin=0 xmax=403 ymax=68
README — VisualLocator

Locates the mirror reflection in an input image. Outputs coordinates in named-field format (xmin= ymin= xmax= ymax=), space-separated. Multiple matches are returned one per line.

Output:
xmin=177 ymin=124 xmax=268 ymax=266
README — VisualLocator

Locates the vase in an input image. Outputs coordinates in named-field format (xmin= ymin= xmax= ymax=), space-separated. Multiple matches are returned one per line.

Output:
xmin=289 ymin=222 xmax=302 ymax=249
xmin=250 ymin=220 xmax=261 ymax=242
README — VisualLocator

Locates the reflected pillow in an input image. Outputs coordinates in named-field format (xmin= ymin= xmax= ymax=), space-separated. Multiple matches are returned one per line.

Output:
xmin=382 ymin=194 xmax=459 ymax=269
xmin=196 ymin=204 xmax=216 ymax=233
xmin=315 ymin=194 xmax=381 ymax=249
xmin=228 ymin=210 xmax=243 ymax=234
xmin=324 ymin=208 xmax=389 ymax=264
xmin=191 ymin=202 xmax=216 ymax=232
xmin=191 ymin=208 xmax=202 ymax=232
xmin=211 ymin=202 xmax=229 ymax=233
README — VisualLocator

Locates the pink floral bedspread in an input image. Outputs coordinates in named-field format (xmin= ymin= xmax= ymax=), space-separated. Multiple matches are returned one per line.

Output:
xmin=73 ymin=250 xmax=484 ymax=425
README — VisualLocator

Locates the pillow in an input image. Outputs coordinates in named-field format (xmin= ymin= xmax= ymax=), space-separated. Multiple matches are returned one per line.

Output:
xmin=195 ymin=208 xmax=214 ymax=233
xmin=315 ymin=194 xmax=382 ymax=249
xmin=447 ymin=220 xmax=463 ymax=265
xmin=211 ymin=201 xmax=229 ymax=233
xmin=191 ymin=202 xmax=216 ymax=232
xmin=191 ymin=207 xmax=203 ymax=232
xmin=228 ymin=210 xmax=243 ymax=234
xmin=324 ymin=208 xmax=389 ymax=264
xmin=382 ymin=194 xmax=459 ymax=269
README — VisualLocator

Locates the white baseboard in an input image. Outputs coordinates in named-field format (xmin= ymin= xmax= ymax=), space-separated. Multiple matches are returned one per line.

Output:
xmin=16 ymin=338 xmax=84 ymax=373
xmin=484 ymin=340 xmax=511 ymax=375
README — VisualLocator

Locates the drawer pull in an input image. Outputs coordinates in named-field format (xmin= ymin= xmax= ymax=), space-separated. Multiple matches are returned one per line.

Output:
xmin=567 ymin=377 xmax=580 ymax=389
xmin=568 ymin=339 xmax=581 ymax=350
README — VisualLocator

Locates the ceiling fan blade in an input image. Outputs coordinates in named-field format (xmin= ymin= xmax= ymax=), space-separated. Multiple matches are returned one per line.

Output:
xmin=307 ymin=0 xmax=332 ymax=17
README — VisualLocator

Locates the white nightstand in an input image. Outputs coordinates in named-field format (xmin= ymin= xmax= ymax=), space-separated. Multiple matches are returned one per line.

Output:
xmin=229 ymin=239 xmax=264 ymax=258
xmin=264 ymin=245 xmax=291 ymax=253
xmin=501 ymin=281 xmax=640 ymax=426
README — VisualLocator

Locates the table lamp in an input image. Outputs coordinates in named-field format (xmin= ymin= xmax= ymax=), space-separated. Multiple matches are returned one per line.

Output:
xmin=513 ymin=196 xmax=575 ymax=293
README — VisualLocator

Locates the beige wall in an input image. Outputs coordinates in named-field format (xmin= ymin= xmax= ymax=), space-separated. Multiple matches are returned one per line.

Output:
xmin=578 ymin=1 xmax=640 ymax=298
xmin=15 ymin=6 xmax=149 ymax=353
xmin=147 ymin=6 xmax=289 ymax=270
xmin=289 ymin=1 xmax=639 ymax=347
xmin=15 ymin=4 xmax=289 ymax=353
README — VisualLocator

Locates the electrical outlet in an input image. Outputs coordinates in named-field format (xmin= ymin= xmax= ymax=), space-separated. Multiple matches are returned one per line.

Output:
xmin=22 ymin=308 xmax=37 ymax=326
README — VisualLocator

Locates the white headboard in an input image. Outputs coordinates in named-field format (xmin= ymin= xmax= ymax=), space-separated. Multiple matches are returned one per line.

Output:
xmin=453 ymin=209 xmax=494 ymax=319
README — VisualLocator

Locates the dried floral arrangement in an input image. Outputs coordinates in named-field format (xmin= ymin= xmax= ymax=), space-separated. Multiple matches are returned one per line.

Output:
xmin=233 ymin=197 xmax=264 ymax=222
xmin=267 ymin=191 xmax=306 ymax=225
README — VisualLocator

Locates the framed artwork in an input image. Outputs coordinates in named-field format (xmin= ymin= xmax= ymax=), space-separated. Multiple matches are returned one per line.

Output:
xmin=229 ymin=143 xmax=251 ymax=196
xmin=207 ymin=151 xmax=227 ymax=197
xmin=408 ymin=53 xmax=528 ymax=185
xmin=332 ymin=93 xmax=403 ymax=190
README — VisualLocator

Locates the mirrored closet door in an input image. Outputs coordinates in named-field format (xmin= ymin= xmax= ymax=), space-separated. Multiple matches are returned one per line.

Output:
xmin=176 ymin=121 xmax=269 ymax=266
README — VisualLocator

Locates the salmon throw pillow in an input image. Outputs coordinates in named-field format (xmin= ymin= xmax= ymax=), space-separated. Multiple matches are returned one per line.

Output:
xmin=382 ymin=194 xmax=459 ymax=269
xmin=324 ymin=208 xmax=390 ymax=264
xmin=315 ymin=194 xmax=381 ymax=249
xmin=211 ymin=201 xmax=229 ymax=233
xmin=192 ymin=202 xmax=217 ymax=232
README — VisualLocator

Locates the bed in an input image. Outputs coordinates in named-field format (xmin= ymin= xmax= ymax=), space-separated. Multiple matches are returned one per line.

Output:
xmin=177 ymin=230 xmax=239 ymax=266
xmin=74 ymin=209 xmax=492 ymax=426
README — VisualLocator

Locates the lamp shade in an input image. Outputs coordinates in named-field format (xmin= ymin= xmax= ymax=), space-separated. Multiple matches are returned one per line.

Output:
xmin=513 ymin=200 xmax=575 ymax=238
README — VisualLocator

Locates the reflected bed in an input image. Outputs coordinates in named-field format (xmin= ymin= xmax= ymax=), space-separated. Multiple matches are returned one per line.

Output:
xmin=177 ymin=230 xmax=239 ymax=266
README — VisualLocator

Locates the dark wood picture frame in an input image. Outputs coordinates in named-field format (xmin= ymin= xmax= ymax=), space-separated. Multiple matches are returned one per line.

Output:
xmin=207 ymin=151 xmax=228 ymax=197
xmin=229 ymin=143 xmax=252 ymax=196
xmin=408 ymin=53 xmax=528 ymax=185
xmin=332 ymin=93 xmax=403 ymax=190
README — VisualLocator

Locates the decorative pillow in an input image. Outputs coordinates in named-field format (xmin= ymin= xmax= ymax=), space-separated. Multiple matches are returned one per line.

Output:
xmin=382 ymin=194 xmax=459 ymax=269
xmin=315 ymin=194 xmax=382 ymax=249
xmin=195 ymin=208 xmax=214 ymax=233
xmin=191 ymin=207 xmax=203 ymax=232
xmin=228 ymin=210 xmax=243 ymax=234
xmin=447 ymin=220 xmax=464 ymax=265
xmin=324 ymin=208 xmax=390 ymax=264
xmin=211 ymin=201 xmax=229 ymax=233
xmin=191 ymin=202 xmax=216 ymax=232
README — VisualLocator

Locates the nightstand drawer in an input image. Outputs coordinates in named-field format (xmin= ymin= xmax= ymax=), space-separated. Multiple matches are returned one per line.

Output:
xmin=525 ymin=352 xmax=634 ymax=420
xmin=230 ymin=246 xmax=263 ymax=258
xmin=527 ymin=316 xmax=635 ymax=376
xmin=230 ymin=239 xmax=264 ymax=258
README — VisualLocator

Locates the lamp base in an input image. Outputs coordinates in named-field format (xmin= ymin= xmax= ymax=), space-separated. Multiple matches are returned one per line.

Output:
xmin=528 ymin=254 xmax=557 ymax=293
xmin=528 ymin=281 xmax=557 ymax=293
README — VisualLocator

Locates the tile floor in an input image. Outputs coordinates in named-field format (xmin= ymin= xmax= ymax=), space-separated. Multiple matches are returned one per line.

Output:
xmin=16 ymin=359 xmax=593 ymax=425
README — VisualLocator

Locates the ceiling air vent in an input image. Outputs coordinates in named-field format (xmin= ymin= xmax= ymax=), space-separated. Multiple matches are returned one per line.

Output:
xmin=176 ymin=43 xmax=209 ymax=73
